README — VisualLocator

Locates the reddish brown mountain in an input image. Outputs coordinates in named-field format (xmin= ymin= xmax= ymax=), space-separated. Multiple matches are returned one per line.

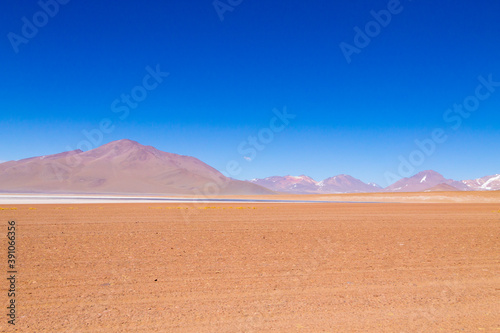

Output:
xmin=0 ymin=139 xmax=274 ymax=195
xmin=250 ymin=175 xmax=318 ymax=194
xmin=250 ymin=170 xmax=500 ymax=194
xmin=424 ymin=183 xmax=461 ymax=192
xmin=383 ymin=170 xmax=469 ymax=192
xmin=318 ymin=175 xmax=382 ymax=193
xmin=250 ymin=174 xmax=381 ymax=194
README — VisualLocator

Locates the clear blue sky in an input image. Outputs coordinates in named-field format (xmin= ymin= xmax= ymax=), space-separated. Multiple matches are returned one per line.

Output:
xmin=1 ymin=0 xmax=499 ymax=186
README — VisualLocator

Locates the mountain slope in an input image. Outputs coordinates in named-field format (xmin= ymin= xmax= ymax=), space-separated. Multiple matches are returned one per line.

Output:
xmin=0 ymin=139 xmax=274 ymax=195
xmin=424 ymin=183 xmax=461 ymax=192
xmin=250 ymin=175 xmax=318 ymax=194
xmin=462 ymin=174 xmax=500 ymax=191
xmin=383 ymin=170 xmax=470 ymax=192
xmin=318 ymin=175 xmax=381 ymax=193
xmin=250 ymin=174 xmax=381 ymax=194
xmin=246 ymin=170 xmax=500 ymax=194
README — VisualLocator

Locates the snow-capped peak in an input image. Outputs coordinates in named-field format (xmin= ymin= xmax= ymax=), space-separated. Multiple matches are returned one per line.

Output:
xmin=480 ymin=174 xmax=500 ymax=189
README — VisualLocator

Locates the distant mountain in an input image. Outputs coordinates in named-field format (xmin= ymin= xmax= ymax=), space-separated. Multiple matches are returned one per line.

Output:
xmin=462 ymin=174 xmax=500 ymax=191
xmin=424 ymin=183 xmax=461 ymax=192
xmin=368 ymin=183 xmax=383 ymax=189
xmin=318 ymin=175 xmax=381 ymax=193
xmin=0 ymin=139 xmax=274 ymax=195
xmin=383 ymin=170 xmax=470 ymax=192
xmin=250 ymin=170 xmax=500 ymax=194
xmin=250 ymin=175 xmax=318 ymax=194
xmin=1 ymin=143 xmax=498 ymax=195
xmin=250 ymin=174 xmax=380 ymax=194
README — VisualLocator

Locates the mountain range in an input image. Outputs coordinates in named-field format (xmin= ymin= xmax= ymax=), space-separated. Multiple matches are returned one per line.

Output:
xmin=250 ymin=175 xmax=382 ymax=194
xmin=250 ymin=170 xmax=500 ymax=194
xmin=0 ymin=139 xmax=498 ymax=195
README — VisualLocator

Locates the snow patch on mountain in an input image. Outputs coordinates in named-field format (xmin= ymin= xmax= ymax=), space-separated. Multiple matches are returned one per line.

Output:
xmin=480 ymin=174 xmax=500 ymax=189
xmin=251 ymin=170 xmax=500 ymax=194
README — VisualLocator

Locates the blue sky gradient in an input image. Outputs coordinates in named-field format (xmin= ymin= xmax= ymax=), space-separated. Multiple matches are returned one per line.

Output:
xmin=1 ymin=0 xmax=499 ymax=185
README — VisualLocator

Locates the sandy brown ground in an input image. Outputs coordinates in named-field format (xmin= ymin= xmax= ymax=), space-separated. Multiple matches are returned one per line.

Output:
xmin=0 ymin=201 xmax=499 ymax=332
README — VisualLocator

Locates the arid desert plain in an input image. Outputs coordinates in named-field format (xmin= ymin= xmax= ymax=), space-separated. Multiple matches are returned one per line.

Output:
xmin=1 ymin=192 xmax=499 ymax=332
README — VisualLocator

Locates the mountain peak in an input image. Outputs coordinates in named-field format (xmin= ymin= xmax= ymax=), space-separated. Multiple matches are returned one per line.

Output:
xmin=286 ymin=175 xmax=316 ymax=181
xmin=384 ymin=170 xmax=470 ymax=192
xmin=335 ymin=174 xmax=354 ymax=179
xmin=101 ymin=139 xmax=142 ymax=149
xmin=424 ymin=183 xmax=461 ymax=192
xmin=81 ymin=139 xmax=155 ymax=159
xmin=462 ymin=174 xmax=500 ymax=190
xmin=415 ymin=170 xmax=443 ymax=177
xmin=0 ymin=139 xmax=274 ymax=195
xmin=252 ymin=174 xmax=379 ymax=194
